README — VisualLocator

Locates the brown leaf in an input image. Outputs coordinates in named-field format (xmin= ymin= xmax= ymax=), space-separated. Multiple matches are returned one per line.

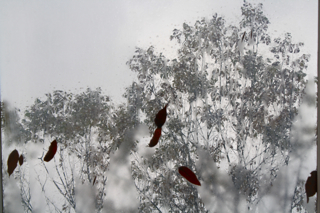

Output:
xmin=154 ymin=103 xmax=169 ymax=128
xmin=19 ymin=154 xmax=24 ymax=166
xmin=149 ymin=128 xmax=161 ymax=147
xmin=178 ymin=166 xmax=201 ymax=186
xmin=7 ymin=149 xmax=19 ymax=176
xmin=305 ymin=170 xmax=317 ymax=203
xmin=44 ymin=140 xmax=57 ymax=162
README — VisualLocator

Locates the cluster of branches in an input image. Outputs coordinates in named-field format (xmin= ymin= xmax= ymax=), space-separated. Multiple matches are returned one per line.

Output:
xmin=126 ymin=2 xmax=310 ymax=212
xmin=2 ymin=88 xmax=140 ymax=212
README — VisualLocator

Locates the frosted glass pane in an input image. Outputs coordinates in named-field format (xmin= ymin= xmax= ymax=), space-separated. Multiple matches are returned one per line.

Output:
xmin=1 ymin=1 xmax=318 ymax=212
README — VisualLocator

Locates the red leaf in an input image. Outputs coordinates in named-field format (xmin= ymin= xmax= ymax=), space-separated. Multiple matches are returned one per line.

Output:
xmin=7 ymin=149 xmax=19 ymax=176
xmin=305 ymin=170 xmax=317 ymax=203
xmin=44 ymin=140 xmax=57 ymax=162
xmin=19 ymin=154 xmax=24 ymax=166
xmin=154 ymin=103 xmax=169 ymax=128
xmin=149 ymin=128 xmax=161 ymax=147
xmin=178 ymin=166 xmax=201 ymax=186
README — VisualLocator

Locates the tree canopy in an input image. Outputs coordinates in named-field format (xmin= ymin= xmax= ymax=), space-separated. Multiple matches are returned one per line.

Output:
xmin=126 ymin=1 xmax=309 ymax=212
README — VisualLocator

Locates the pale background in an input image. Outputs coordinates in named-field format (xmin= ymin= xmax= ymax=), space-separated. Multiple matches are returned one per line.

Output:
xmin=0 ymin=0 xmax=318 ymax=110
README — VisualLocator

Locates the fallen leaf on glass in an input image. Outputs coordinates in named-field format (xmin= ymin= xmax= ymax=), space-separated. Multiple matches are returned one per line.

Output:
xmin=7 ymin=149 xmax=19 ymax=176
xmin=154 ymin=103 xmax=169 ymax=128
xmin=19 ymin=154 xmax=24 ymax=166
xmin=305 ymin=170 xmax=317 ymax=203
xmin=44 ymin=140 xmax=58 ymax=162
xmin=149 ymin=128 xmax=161 ymax=147
xmin=178 ymin=166 xmax=201 ymax=186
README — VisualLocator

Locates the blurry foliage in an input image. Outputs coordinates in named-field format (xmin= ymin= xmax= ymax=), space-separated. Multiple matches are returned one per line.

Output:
xmin=291 ymin=179 xmax=308 ymax=212
xmin=126 ymin=1 xmax=309 ymax=212
xmin=6 ymin=88 xmax=137 ymax=212
xmin=1 ymin=101 xmax=30 ymax=146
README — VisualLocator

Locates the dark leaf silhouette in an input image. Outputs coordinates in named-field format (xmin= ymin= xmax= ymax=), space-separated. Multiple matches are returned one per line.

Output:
xmin=305 ymin=170 xmax=317 ymax=203
xmin=154 ymin=103 xmax=169 ymax=128
xmin=93 ymin=176 xmax=97 ymax=186
xmin=7 ymin=149 xmax=19 ymax=176
xmin=19 ymin=154 xmax=24 ymax=166
xmin=241 ymin=31 xmax=246 ymax=41
xmin=149 ymin=128 xmax=161 ymax=147
xmin=44 ymin=140 xmax=58 ymax=162
xmin=178 ymin=166 xmax=201 ymax=186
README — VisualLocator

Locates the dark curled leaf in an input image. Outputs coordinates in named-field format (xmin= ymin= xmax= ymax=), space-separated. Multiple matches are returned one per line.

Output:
xmin=178 ymin=166 xmax=201 ymax=186
xmin=44 ymin=140 xmax=58 ymax=162
xmin=149 ymin=128 xmax=161 ymax=147
xmin=305 ymin=170 xmax=317 ymax=203
xmin=154 ymin=103 xmax=169 ymax=128
xmin=7 ymin=149 xmax=19 ymax=176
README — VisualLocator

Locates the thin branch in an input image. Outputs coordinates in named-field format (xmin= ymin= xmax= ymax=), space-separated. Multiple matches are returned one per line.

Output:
xmin=134 ymin=181 xmax=163 ymax=213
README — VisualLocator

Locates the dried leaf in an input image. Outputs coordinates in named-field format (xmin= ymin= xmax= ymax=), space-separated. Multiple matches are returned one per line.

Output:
xmin=154 ymin=103 xmax=169 ymax=128
xmin=19 ymin=154 xmax=24 ymax=166
xmin=93 ymin=176 xmax=97 ymax=186
xmin=149 ymin=128 xmax=161 ymax=147
xmin=305 ymin=170 xmax=317 ymax=203
xmin=44 ymin=140 xmax=57 ymax=162
xmin=7 ymin=149 xmax=19 ymax=176
xmin=178 ymin=166 xmax=201 ymax=186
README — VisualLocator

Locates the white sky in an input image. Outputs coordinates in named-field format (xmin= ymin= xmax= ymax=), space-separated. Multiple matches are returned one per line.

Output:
xmin=0 ymin=0 xmax=318 ymax=110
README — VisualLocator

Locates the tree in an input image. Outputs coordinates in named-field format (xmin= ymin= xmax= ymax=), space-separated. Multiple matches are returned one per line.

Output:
xmin=126 ymin=2 xmax=309 ymax=212
xmin=20 ymin=88 xmax=117 ymax=212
